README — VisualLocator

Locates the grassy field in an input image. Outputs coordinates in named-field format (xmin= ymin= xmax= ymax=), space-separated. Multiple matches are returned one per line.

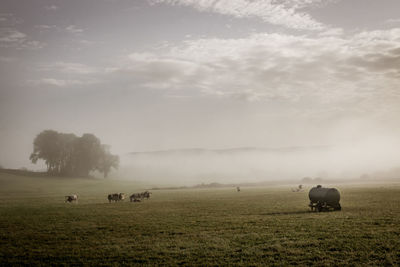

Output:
xmin=0 ymin=173 xmax=399 ymax=266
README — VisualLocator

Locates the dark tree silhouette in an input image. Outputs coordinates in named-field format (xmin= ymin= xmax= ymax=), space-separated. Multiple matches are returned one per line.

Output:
xmin=58 ymin=133 xmax=77 ymax=175
xmin=30 ymin=130 xmax=119 ymax=177
xmin=72 ymin=133 xmax=103 ymax=177
xmin=97 ymin=145 xmax=120 ymax=178
xmin=30 ymin=130 xmax=62 ymax=174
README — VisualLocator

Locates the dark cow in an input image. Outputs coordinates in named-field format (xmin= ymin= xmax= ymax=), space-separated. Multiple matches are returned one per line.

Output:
xmin=108 ymin=193 xmax=125 ymax=203
xmin=108 ymin=193 xmax=118 ymax=203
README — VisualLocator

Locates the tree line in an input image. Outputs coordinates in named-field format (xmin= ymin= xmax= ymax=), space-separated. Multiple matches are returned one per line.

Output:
xmin=30 ymin=130 xmax=119 ymax=178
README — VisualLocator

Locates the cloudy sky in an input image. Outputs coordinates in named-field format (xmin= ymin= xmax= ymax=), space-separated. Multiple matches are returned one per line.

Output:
xmin=1 ymin=0 xmax=400 ymax=171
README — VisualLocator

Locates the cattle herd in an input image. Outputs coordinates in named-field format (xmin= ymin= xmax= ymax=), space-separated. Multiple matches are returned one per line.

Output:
xmin=64 ymin=191 xmax=152 ymax=203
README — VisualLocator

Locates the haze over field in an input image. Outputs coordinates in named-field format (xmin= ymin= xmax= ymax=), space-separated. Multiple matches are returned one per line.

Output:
xmin=1 ymin=0 xmax=400 ymax=184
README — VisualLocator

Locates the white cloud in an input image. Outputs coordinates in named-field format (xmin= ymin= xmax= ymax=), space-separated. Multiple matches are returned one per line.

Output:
xmin=45 ymin=5 xmax=59 ymax=11
xmin=39 ymin=62 xmax=99 ymax=75
xmin=0 ymin=28 xmax=45 ymax=49
xmin=38 ymin=78 xmax=72 ymax=87
xmin=0 ymin=13 xmax=23 ymax=25
xmin=0 ymin=13 xmax=10 ymax=22
xmin=150 ymin=0 xmax=326 ymax=30
xmin=35 ymin=24 xmax=58 ymax=31
xmin=30 ymin=78 xmax=99 ymax=87
xmin=0 ymin=56 xmax=15 ymax=62
xmin=318 ymin=27 xmax=343 ymax=36
xmin=111 ymin=28 xmax=400 ymax=116
xmin=385 ymin=18 xmax=400 ymax=25
xmin=0 ymin=28 xmax=26 ymax=43
xmin=32 ymin=62 xmax=103 ymax=88
xmin=273 ymin=0 xmax=340 ymax=9
xmin=65 ymin=25 xmax=84 ymax=34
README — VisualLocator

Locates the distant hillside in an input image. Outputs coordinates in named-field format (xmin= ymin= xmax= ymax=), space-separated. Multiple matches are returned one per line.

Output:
xmin=118 ymin=146 xmax=339 ymax=186
xmin=128 ymin=146 xmax=332 ymax=156
xmin=120 ymin=145 xmax=400 ymax=186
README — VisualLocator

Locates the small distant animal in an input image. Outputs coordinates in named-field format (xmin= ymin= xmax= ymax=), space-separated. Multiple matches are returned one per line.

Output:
xmin=130 ymin=191 xmax=152 ymax=202
xmin=291 ymin=185 xmax=303 ymax=192
xmin=65 ymin=195 xmax=78 ymax=203
xmin=141 ymin=191 xmax=151 ymax=199
xmin=236 ymin=187 xmax=241 ymax=192
xmin=130 ymin=193 xmax=140 ymax=202
xmin=108 ymin=193 xmax=125 ymax=203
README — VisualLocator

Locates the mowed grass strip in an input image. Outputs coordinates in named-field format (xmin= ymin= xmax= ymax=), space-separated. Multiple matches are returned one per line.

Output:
xmin=0 ymin=174 xmax=399 ymax=265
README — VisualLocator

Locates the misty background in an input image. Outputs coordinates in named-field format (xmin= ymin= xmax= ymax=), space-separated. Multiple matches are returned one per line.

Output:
xmin=1 ymin=0 xmax=400 ymax=186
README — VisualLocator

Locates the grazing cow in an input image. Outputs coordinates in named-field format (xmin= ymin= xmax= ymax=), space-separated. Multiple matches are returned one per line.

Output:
xmin=236 ymin=187 xmax=240 ymax=192
xmin=65 ymin=194 xmax=78 ymax=203
xmin=119 ymin=193 xmax=126 ymax=201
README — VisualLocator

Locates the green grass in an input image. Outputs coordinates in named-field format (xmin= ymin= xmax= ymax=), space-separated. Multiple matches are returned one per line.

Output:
xmin=0 ymin=173 xmax=399 ymax=266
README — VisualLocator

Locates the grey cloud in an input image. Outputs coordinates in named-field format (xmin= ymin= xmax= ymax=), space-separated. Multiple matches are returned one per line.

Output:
xmin=31 ymin=61 xmax=104 ymax=89
xmin=0 ymin=13 xmax=45 ymax=49
xmin=349 ymin=52 xmax=400 ymax=74
xmin=151 ymin=0 xmax=326 ymax=30
xmin=277 ymin=0 xmax=341 ymax=9
xmin=44 ymin=5 xmax=59 ymax=11
xmin=29 ymin=78 xmax=100 ymax=87
xmin=0 ymin=28 xmax=26 ymax=43
xmin=0 ymin=56 xmax=15 ymax=62
xmin=65 ymin=25 xmax=84 ymax=34
xmin=385 ymin=18 xmax=400 ymax=25
xmin=0 ymin=13 xmax=23 ymax=26
xmin=108 ymin=30 xmax=400 ymax=117
xmin=34 ymin=25 xmax=58 ymax=31
xmin=0 ymin=28 xmax=45 ymax=49
xmin=38 ymin=62 xmax=99 ymax=75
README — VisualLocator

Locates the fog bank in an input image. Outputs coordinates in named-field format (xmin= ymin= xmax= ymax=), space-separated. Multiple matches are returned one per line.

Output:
xmin=117 ymin=137 xmax=400 ymax=186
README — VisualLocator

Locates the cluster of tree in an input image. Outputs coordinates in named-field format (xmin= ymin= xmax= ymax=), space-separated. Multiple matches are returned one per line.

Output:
xmin=30 ymin=130 xmax=119 ymax=178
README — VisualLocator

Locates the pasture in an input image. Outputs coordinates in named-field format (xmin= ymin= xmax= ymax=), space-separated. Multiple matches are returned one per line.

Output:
xmin=0 ymin=173 xmax=399 ymax=266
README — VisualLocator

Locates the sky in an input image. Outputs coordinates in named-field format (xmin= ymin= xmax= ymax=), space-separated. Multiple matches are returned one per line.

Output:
xmin=1 ymin=0 xmax=400 ymax=176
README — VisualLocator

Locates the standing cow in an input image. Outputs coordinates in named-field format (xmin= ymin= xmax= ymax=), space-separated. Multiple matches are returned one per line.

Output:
xmin=108 ymin=193 xmax=125 ymax=203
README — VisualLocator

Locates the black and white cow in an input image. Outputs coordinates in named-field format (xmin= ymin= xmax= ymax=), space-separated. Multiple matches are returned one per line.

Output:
xmin=65 ymin=194 xmax=78 ymax=203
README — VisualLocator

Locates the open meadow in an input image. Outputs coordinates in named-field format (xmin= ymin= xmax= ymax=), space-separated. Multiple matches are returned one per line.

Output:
xmin=0 ymin=172 xmax=399 ymax=266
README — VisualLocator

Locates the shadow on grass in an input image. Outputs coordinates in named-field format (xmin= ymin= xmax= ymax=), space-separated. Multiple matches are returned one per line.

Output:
xmin=261 ymin=210 xmax=343 ymax=216
xmin=260 ymin=210 xmax=313 ymax=216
